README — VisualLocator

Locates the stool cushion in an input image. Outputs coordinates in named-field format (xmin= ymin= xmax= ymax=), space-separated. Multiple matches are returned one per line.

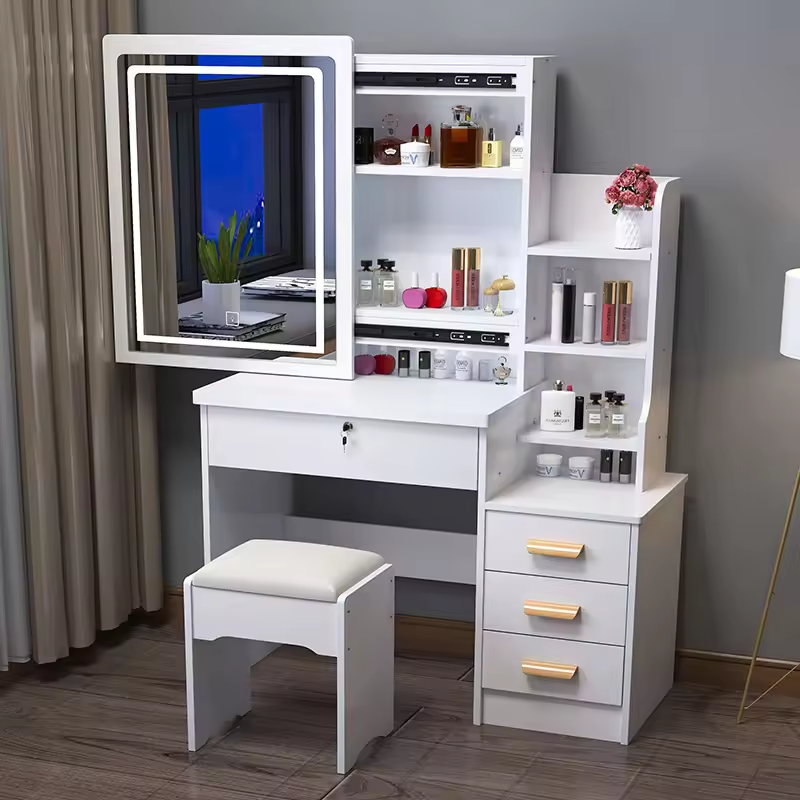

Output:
xmin=191 ymin=540 xmax=385 ymax=602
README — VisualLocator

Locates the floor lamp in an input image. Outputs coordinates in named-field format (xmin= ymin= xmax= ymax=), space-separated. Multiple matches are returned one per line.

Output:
xmin=738 ymin=268 xmax=800 ymax=723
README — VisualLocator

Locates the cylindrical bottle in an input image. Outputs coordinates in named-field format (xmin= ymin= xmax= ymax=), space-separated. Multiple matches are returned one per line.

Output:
xmin=451 ymin=248 xmax=466 ymax=310
xmin=619 ymin=451 xmax=633 ymax=484
xmin=398 ymin=349 xmax=410 ymax=378
xmin=418 ymin=351 xmax=432 ymax=379
xmin=561 ymin=268 xmax=576 ymax=344
xmin=455 ymin=351 xmax=472 ymax=381
xmin=550 ymin=268 xmax=564 ymax=343
xmin=582 ymin=292 xmax=597 ymax=344
xmin=601 ymin=281 xmax=618 ymax=345
xmin=466 ymin=248 xmax=481 ymax=309
xmin=575 ymin=395 xmax=585 ymax=430
xmin=617 ymin=280 xmax=633 ymax=344
xmin=433 ymin=349 xmax=449 ymax=379
xmin=600 ymin=449 xmax=613 ymax=483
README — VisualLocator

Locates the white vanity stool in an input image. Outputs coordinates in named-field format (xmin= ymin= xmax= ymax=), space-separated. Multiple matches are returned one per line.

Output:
xmin=183 ymin=540 xmax=395 ymax=773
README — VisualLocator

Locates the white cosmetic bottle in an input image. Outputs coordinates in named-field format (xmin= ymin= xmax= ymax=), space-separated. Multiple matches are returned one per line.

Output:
xmin=539 ymin=379 xmax=576 ymax=432
xmin=433 ymin=349 xmax=449 ymax=379
xmin=509 ymin=124 xmax=526 ymax=168
xmin=550 ymin=267 xmax=564 ymax=343
xmin=582 ymin=292 xmax=597 ymax=344
xmin=454 ymin=351 xmax=473 ymax=381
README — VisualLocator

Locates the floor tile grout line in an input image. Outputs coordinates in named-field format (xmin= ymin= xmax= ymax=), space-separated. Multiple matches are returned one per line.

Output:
xmin=388 ymin=705 xmax=426 ymax=739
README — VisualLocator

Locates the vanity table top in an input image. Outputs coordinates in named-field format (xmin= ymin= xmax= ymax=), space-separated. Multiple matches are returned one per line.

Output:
xmin=193 ymin=373 xmax=523 ymax=428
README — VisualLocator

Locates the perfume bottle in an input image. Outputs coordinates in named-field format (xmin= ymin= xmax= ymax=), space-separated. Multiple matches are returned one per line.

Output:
xmin=374 ymin=114 xmax=405 ymax=165
xmin=402 ymin=273 xmax=426 ymax=308
xmin=481 ymin=127 xmax=503 ymax=168
xmin=357 ymin=260 xmax=376 ymax=306
xmin=585 ymin=393 xmax=605 ymax=438
xmin=608 ymin=393 xmax=628 ymax=438
xmin=539 ymin=380 xmax=576 ymax=433
xmin=510 ymin=124 xmax=526 ymax=168
xmin=425 ymin=273 xmax=448 ymax=308
xmin=440 ymin=105 xmax=480 ymax=168
xmin=378 ymin=261 xmax=400 ymax=306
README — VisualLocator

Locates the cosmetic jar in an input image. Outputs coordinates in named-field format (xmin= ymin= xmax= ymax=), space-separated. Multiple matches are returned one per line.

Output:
xmin=536 ymin=453 xmax=563 ymax=478
xmin=569 ymin=456 xmax=595 ymax=481
xmin=400 ymin=141 xmax=431 ymax=167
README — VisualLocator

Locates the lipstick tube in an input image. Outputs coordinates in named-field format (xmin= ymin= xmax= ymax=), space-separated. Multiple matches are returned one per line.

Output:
xmin=617 ymin=280 xmax=633 ymax=344
xmin=451 ymin=248 xmax=466 ymax=310
xmin=601 ymin=281 xmax=618 ymax=345
xmin=466 ymin=248 xmax=481 ymax=309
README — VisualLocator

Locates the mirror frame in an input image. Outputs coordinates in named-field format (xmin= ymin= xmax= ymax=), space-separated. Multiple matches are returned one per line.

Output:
xmin=103 ymin=34 xmax=354 ymax=378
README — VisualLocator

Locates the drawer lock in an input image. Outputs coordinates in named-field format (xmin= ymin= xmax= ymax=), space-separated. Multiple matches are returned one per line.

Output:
xmin=527 ymin=539 xmax=585 ymax=559
xmin=521 ymin=659 xmax=578 ymax=680
xmin=523 ymin=600 xmax=581 ymax=620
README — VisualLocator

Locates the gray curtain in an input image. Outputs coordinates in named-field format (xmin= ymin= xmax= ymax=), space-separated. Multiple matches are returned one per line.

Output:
xmin=0 ymin=128 xmax=31 ymax=671
xmin=0 ymin=0 xmax=163 ymax=664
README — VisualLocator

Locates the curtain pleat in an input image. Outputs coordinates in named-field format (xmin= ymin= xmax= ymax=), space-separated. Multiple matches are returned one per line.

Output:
xmin=0 ymin=0 xmax=163 ymax=663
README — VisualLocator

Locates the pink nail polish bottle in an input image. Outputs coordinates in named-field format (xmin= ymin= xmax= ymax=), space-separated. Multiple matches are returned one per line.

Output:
xmin=402 ymin=272 xmax=427 ymax=309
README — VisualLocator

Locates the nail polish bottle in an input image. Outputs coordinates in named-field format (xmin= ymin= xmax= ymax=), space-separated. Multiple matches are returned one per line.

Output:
xmin=418 ymin=350 xmax=432 ymax=379
xmin=398 ymin=350 xmax=410 ymax=377
xmin=600 ymin=449 xmax=613 ymax=483
xmin=402 ymin=273 xmax=427 ymax=309
xmin=425 ymin=273 xmax=448 ymax=309
xmin=601 ymin=281 xmax=618 ymax=345
xmin=374 ymin=349 xmax=396 ymax=375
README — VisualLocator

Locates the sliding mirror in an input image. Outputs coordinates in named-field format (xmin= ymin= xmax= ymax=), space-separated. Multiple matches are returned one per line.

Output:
xmin=103 ymin=35 xmax=353 ymax=377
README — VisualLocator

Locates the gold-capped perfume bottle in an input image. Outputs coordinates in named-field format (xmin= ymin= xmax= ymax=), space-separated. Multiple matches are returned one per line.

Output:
xmin=481 ymin=127 xmax=503 ymax=168
xmin=440 ymin=106 xmax=480 ymax=168
xmin=374 ymin=114 xmax=405 ymax=165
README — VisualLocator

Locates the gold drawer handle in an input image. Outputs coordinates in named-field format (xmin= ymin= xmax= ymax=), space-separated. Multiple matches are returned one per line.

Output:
xmin=527 ymin=539 xmax=585 ymax=559
xmin=521 ymin=659 xmax=578 ymax=680
xmin=523 ymin=600 xmax=581 ymax=620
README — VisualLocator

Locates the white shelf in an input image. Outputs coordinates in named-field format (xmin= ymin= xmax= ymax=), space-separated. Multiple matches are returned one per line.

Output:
xmin=485 ymin=473 xmax=688 ymax=524
xmin=356 ymin=306 xmax=520 ymax=331
xmin=527 ymin=240 xmax=652 ymax=261
xmin=524 ymin=338 xmax=648 ymax=359
xmin=356 ymin=337 xmax=510 ymax=355
xmin=519 ymin=427 xmax=640 ymax=453
xmin=356 ymin=164 xmax=524 ymax=180
xmin=355 ymin=86 xmax=522 ymax=98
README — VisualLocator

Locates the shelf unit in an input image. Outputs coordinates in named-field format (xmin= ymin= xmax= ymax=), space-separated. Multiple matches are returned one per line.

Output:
xmin=518 ymin=426 xmax=641 ymax=453
xmin=356 ymin=164 xmax=524 ymax=180
xmin=523 ymin=337 xmax=647 ymax=359
xmin=527 ymin=240 xmax=652 ymax=261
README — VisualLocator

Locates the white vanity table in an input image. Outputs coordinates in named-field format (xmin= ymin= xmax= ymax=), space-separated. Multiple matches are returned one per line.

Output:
xmin=104 ymin=34 xmax=686 ymax=744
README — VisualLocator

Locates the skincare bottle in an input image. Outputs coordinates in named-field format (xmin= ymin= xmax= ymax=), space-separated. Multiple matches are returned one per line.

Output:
xmin=582 ymin=292 xmax=597 ymax=344
xmin=466 ymin=248 xmax=481 ymax=310
xmin=600 ymin=449 xmax=613 ymax=483
xmin=357 ymin=260 xmax=375 ymax=307
xmin=455 ymin=351 xmax=473 ymax=381
xmin=418 ymin=350 xmax=432 ymax=379
xmin=451 ymin=248 xmax=466 ymax=310
xmin=561 ymin=267 xmax=576 ymax=344
xmin=433 ymin=349 xmax=449 ymax=379
xmin=585 ymin=393 xmax=605 ymax=438
xmin=379 ymin=261 xmax=400 ymax=306
xmin=609 ymin=393 xmax=627 ymax=438
xmin=619 ymin=451 xmax=633 ymax=484
xmin=550 ymin=267 xmax=564 ymax=343
xmin=481 ymin=127 xmax=503 ymax=168
xmin=509 ymin=124 xmax=525 ymax=168
xmin=398 ymin=349 xmax=410 ymax=378
xmin=539 ymin=379 xmax=576 ymax=432
xmin=402 ymin=272 xmax=427 ymax=309
xmin=424 ymin=273 xmax=448 ymax=309
xmin=602 ymin=281 xmax=618 ymax=345
xmin=617 ymin=280 xmax=633 ymax=344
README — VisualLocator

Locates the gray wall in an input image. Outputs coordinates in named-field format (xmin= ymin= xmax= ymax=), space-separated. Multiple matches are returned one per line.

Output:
xmin=144 ymin=0 xmax=800 ymax=660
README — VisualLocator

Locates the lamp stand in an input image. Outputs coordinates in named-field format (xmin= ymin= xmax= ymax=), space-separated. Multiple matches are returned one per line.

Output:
xmin=738 ymin=465 xmax=800 ymax=723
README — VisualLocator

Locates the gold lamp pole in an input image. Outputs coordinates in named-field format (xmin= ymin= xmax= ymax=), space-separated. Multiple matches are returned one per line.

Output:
xmin=738 ymin=268 xmax=800 ymax=723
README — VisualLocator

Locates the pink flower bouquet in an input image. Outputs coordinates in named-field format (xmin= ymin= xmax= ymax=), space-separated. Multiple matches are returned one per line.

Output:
xmin=605 ymin=165 xmax=658 ymax=214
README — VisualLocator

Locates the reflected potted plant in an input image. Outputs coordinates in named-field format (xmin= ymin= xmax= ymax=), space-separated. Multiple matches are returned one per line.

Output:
xmin=198 ymin=211 xmax=252 ymax=325
xmin=605 ymin=165 xmax=658 ymax=250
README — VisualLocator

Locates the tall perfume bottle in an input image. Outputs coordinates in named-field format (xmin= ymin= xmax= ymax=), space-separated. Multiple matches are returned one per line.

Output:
xmin=540 ymin=380 xmax=576 ymax=433
xmin=440 ymin=106 xmax=480 ymax=168
xmin=378 ymin=261 xmax=400 ymax=306
xmin=608 ymin=393 xmax=628 ymax=438
xmin=374 ymin=114 xmax=405 ymax=165
xmin=356 ymin=260 xmax=375 ymax=306
xmin=585 ymin=393 xmax=605 ymax=438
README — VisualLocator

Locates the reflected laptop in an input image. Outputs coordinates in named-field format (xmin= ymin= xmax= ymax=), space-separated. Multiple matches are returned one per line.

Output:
xmin=177 ymin=311 xmax=286 ymax=342
xmin=243 ymin=276 xmax=336 ymax=301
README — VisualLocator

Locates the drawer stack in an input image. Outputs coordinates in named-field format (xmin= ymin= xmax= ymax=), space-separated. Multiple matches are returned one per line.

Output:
xmin=482 ymin=511 xmax=631 ymax=711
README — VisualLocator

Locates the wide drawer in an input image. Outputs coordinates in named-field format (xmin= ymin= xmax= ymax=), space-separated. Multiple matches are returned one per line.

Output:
xmin=485 ymin=511 xmax=631 ymax=585
xmin=482 ymin=630 xmax=624 ymax=707
xmin=206 ymin=407 xmax=479 ymax=490
xmin=483 ymin=571 xmax=628 ymax=646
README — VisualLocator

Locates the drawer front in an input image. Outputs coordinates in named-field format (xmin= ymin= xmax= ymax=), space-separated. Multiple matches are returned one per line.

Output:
xmin=485 ymin=512 xmax=631 ymax=585
xmin=483 ymin=571 xmax=628 ymax=646
xmin=207 ymin=407 xmax=478 ymax=490
xmin=482 ymin=630 xmax=624 ymax=707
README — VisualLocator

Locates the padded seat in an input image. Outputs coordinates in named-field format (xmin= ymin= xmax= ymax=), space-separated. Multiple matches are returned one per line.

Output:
xmin=191 ymin=540 xmax=385 ymax=602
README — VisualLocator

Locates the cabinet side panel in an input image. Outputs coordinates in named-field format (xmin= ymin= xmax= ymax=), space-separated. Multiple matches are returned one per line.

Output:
xmin=622 ymin=484 xmax=686 ymax=741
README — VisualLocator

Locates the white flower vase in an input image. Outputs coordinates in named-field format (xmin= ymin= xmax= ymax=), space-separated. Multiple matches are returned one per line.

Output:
xmin=615 ymin=206 xmax=643 ymax=250
xmin=202 ymin=280 xmax=241 ymax=326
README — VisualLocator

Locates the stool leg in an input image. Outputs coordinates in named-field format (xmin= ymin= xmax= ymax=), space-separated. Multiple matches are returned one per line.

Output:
xmin=336 ymin=565 xmax=395 ymax=774
xmin=185 ymin=582 xmax=252 ymax=751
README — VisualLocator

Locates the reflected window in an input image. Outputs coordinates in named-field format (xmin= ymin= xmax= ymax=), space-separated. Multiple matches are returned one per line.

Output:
xmin=168 ymin=56 xmax=302 ymax=302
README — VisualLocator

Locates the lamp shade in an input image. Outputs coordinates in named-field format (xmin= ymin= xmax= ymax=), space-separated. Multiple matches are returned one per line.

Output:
xmin=782 ymin=270 xmax=800 ymax=359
